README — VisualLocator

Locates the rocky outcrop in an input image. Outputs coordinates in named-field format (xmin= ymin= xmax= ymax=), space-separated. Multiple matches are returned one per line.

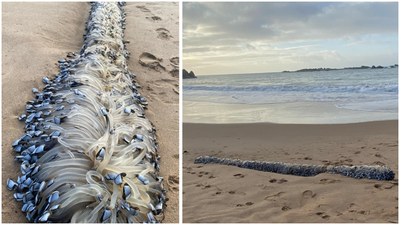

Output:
xmin=283 ymin=64 xmax=397 ymax=73
xmin=183 ymin=69 xmax=197 ymax=79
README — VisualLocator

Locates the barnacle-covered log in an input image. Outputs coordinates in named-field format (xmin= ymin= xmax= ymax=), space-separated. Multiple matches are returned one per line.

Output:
xmin=194 ymin=156 xmax=395 ymax=181
xmin=7 ymin=2 xmax=165 ymax=223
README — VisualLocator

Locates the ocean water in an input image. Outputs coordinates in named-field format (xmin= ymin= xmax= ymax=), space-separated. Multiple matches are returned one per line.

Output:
xmin=183 ymin=68 xmax=398 ymax=124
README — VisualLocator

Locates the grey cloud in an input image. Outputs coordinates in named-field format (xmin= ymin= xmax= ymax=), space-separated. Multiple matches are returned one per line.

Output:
xmin=243 ymin=43 xmax=257 ymax=51
xmin=280 ymin=50 xmax=345 ymax=63
xmin=183 ymin=2 xmax=398 ymax=47
xmin=183 ymin=2 xmax=398 ymax=74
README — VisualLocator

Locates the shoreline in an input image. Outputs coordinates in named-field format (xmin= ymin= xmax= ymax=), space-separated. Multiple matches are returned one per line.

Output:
xmin=184 ymin=119 xmax=399 ymax=126
xmin=183 ymin=120 xmax=398 ymax=223
xmin=183 ymin=100 xmax=398 ymax=124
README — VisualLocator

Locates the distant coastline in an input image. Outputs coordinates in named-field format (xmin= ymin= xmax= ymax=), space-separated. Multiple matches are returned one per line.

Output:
xmin=183 ymin=69 xmax=197 ymax=79
xmin=282 ymin=64 xmax=398 ymax=73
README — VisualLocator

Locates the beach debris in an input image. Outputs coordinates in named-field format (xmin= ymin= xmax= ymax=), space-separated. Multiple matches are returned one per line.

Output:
xmin=194 ymin=156 xmax=395 ymax=181
xmin=7 ymin=2 xmax=165 ymax=223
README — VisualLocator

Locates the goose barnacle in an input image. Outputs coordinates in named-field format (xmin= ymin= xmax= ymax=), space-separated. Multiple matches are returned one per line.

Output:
xmin=8 ymin=2 xmax=166 ymax=222
xmin=194 ymin=155 xmax=395 ymax=180
xmin=7 ymin=178 xmax=18 ymax=190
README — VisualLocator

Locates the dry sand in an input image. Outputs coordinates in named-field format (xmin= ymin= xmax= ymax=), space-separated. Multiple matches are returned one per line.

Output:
xmin=2 ymin=2 xmax=179 ymax=223
xmin=183 ymin=121 xmax=398 ymax=223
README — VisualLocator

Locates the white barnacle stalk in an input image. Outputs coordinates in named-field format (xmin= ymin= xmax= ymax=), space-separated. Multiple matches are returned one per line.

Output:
xmin=8 ymin=2 xmax=165 ymax=223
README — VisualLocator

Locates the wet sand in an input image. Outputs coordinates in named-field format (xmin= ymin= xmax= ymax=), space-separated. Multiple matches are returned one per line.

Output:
xmin=183 ymin=121 xmax=398 ymax=223
xmin=2 ymin=2 xmax=179 ymax=223
xmin=183 ymin=101 xmax=399 ymax=124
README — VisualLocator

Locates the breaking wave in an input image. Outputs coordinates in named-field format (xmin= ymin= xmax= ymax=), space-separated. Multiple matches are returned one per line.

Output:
xmin=183 ymin=83 xmax=398 ymax=93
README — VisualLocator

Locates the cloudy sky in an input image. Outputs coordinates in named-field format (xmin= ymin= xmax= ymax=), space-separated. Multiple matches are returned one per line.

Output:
xmin=183 ymin=2 xmax=398 ymax=75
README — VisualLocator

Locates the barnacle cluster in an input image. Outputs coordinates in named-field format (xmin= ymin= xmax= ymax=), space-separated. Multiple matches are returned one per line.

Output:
xmin=194 ymin=156 xmax=395 ymax=180
xmin=327 ymin=165 xmax=395 ymax=180
xmin=7 ymin=2 xmax=166 ymax=223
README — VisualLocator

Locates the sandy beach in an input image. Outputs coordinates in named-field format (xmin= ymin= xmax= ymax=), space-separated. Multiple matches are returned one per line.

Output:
xmin=183 ymin=121 xmax=398 ymax=223
xmin=2 ymin=2 xmax=179 ymax=223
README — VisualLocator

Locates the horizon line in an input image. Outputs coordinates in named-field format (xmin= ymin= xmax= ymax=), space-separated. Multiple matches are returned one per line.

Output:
xmin=188 ymin=63 xmax=398 ymax=76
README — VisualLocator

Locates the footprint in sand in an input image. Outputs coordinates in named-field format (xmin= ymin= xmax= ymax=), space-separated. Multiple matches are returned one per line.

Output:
xmin=374 ymin=183 xmax=395 ymax=189
xmin=269 ymin=178 xmax=287 ymax=184
xmin=321 ymin=160 xmax=329 ymax=163
xmin=148 ymin=79 xmax=179 ymax=98
xmin=203 ymin=185 xmax=211 ymax=189
xmin=236 ymin=202 xmax=253 ymax=207
xmin=169 ymin=69 xmax=179 ymax=78
xmin=300 ymin=190 xmax=315 ymax=206
xmin=373 ymin=161 xmax=385 ymax=166
xmin=233 ymin=174 xmax=245 ymax=178
xmin=348 ymin=203 xmax=357 ymax=208
xmin=264 ymin=192 xmax=285 ymax=201
xmin=169 ymin=56 xmax=179 ymax=67
xmin=359 ymin=210 xmax=370 ymax=215
xmin=277 ymin=178 xmax=288 ymax=184
xmin=136 ymin=5 xmax=151 ymax=12
xmin=136 ymin=5 xmax=163 ymax=23
xmin=227 ymin=190 xmax=245 ymax=195
xmin=151 ymin=78 xmax=177 ymax=86
xmin=347 ymin=203 xmax=360 ymax=213
xmin=319 ymin=179 xmax=341 ymax=184
xmin=146 ymin=16 xmax=162 ymax=22
xmin=302 ymin=190 xmax=314 ymax=198
xmin=322 ymin=215 xmax=330 ymax=219
xmin=317 ymin=204 xmax=330 ymax=211
xmin=316 ymin=212 xmax=330 ymax=219
xmin=139 ymin=52 xmax=165 ymax=72
xmin=168 ymin=57 xmax=179 ymax=78
xmin=167 ymin=175 xmax=179 ymax=188
xmin=156 ymin=28 xmax=172 ymax=40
